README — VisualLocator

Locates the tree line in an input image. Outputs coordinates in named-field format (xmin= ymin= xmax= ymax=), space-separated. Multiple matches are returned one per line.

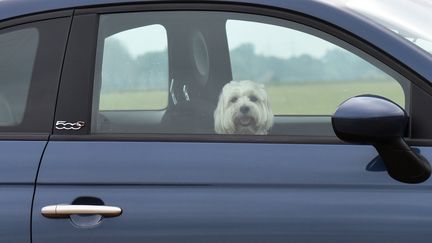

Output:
xmin=101 ymin=39 xmax=387 ymax=92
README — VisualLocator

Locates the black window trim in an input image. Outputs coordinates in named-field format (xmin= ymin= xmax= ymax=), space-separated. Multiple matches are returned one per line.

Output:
xmin=0 ymin=12 xmax=73 ymax=139
xmin=0 ymin=10 xmax=72 ymax=30
xmin=54 ymin=2 xmax=432 ymax=144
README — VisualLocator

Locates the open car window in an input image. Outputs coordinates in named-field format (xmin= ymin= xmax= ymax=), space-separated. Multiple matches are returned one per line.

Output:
xmin=226 ymin=19 xmax=405 ymax=116
xmin=91 ymin=11 xmax=410 ymax=136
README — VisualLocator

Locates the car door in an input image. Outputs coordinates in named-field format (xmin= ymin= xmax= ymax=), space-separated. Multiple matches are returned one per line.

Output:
xmin=0 ymin=12 xmax=71 ymax=242
xmin=32 ymin=2 xmax=432 ymax=243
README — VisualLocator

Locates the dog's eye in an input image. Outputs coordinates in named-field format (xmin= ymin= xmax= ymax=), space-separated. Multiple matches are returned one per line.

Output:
xmin=230 ymin=97 xmax=238 ymax=103
xmin=249 ymin=95 xmax=258 ymax=102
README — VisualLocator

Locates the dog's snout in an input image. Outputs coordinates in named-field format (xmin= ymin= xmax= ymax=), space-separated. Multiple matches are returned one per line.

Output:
xmin=240 ymin=106 xmax=250 ymax=114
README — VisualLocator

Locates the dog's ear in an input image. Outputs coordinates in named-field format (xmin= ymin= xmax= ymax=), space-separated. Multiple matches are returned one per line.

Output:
xmin=214 ymin=93 xmax=225 ymax=134
xmin=264 ymin=90 xmax=274 ymax=132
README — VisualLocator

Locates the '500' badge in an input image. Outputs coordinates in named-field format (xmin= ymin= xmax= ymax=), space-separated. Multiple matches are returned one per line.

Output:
xmin=55 ymin=121 xmax=85 ymax=130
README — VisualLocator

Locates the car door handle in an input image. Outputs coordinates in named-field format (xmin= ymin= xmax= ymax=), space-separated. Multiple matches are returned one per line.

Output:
xmin=41 ymin=204 xmax=122 ymax=218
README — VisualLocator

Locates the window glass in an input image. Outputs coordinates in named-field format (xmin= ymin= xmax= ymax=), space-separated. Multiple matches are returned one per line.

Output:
xmin=0 ymin=28 xmax=38 ymax=126
xmin=92 ymin=12 xmax=409 ymax=136
xmin=99 ymin=24 xmax=168 ymax=111
xmin=226 ymin=20 xmax=405 ymax=115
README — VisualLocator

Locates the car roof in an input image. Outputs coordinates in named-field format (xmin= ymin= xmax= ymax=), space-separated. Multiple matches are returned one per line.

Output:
xmin=0 ymin=0 xmax=115 ymax=21
xmin=0 ymin=0 xmax=341 ymax=21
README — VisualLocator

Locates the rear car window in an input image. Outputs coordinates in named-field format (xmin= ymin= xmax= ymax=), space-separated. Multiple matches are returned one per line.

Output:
xmin=0 ymin=28 xmax=38 ymax=125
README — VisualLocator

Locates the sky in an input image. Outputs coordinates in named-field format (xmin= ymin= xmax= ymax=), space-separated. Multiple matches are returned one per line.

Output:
xmin=110 ymin=24 xmax=167 ymax=58
xmin=225 ymin=20 xmax=337 ymax=59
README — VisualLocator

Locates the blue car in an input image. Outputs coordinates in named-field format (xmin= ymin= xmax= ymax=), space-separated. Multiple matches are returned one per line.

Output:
xmin=1 ymin=0 xmax=432 ymax=242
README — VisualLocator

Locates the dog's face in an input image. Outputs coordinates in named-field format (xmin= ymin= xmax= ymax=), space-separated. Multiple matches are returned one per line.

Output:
xmin=214 ymin=80 xmax=273 ymax=135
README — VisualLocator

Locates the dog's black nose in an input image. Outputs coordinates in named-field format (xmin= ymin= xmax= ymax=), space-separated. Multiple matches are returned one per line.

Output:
xmin=240 ymin=106 xmax=250 ymax=114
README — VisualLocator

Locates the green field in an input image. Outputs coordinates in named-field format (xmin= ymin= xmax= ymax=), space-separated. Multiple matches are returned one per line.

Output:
xmin=266 ymin=81 xmax=404 ymax=115
xmin=100 ymin=81 xmax=404 ymax=115
xmin=100 ymin=90 xmax=168 ymax=111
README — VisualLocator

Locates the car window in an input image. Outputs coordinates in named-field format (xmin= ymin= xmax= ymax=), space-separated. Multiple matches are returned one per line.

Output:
xmin=91 ymin=11 xmax=410 ymax=136
xmin=0 ymin=28 xmax=38 ymax=126
xmin=226 ymin=20 xmax=405 ymax=116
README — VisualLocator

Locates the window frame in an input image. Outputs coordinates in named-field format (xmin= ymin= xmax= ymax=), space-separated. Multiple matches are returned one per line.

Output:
xmin=52 ymin=3 xmax=432 ymax=143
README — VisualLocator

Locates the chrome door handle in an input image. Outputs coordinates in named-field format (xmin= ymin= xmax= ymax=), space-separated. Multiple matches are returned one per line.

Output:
xmin=41 ymin=204 xmax=122 ymax=218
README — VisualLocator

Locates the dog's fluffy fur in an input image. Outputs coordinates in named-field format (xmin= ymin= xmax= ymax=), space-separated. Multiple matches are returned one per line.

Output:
xmin=214 ymin=80 xmax=273 ymax=135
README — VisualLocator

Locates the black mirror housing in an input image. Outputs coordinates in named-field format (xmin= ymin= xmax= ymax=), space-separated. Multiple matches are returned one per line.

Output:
xmin=332 ymin=95 xmax=430 ymax=184
xmin=332 ymin=95 xmax=408 ymax=143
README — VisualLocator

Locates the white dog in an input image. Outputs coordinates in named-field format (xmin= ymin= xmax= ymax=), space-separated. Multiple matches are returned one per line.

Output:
xmin=214 ymin=80 xmax=273 ymax=135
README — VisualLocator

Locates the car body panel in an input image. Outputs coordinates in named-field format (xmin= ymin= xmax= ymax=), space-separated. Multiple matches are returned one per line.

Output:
xmin=32 ymin=186 xmax=432 ymax=243
xmin=36 ymin=141 xmax=423 ymax=185
xmin=0 ymin=186 xmax=35 ymax=242
xmin=0 ymin=141 xmax=47 ymax=242
xmin=33 ymin=141 xmax=432 ymax=242
xmin=0 ymin=141 xmax=46 ymax=183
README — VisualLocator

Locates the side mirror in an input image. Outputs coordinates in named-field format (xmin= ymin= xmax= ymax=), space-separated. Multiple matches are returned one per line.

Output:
xmin=332 ymin=95 xmax=431 ymax=183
